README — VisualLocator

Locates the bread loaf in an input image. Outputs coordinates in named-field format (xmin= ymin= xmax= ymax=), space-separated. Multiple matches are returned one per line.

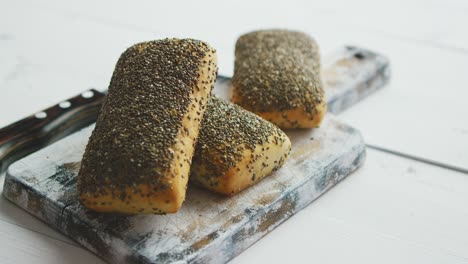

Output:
xmin=78 ymin=39 xmax=217 ymax=214
xmin=191 ymin=96 xmax=291 ymax=196
xmin=231 ymin=29 xmax=326 ymax=128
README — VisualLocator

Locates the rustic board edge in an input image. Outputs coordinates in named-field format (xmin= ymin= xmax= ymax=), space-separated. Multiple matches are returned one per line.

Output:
xmin=1 ymin=45 xmax=389 ymax=264
xmin=3 ymin=129 xmax=366 ymax=264
xmin=186 ymin=142 xmax=366 ymax=264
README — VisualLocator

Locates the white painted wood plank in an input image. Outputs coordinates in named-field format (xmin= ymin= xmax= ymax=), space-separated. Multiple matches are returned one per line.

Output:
xmin=232 ymin=149 xmax=468 ymax=264
xmin=17 ymin=0 xmax=468 ymax=59
xmin=0 ymin=2 xmax=164 ymax=128
xmin=4 ymin=115 xmax=366 ymax=263
xmin=1 ymin=1 xmax=467 ymax=262
xmin=0 ymin=214 xmax=103 ymax=264
xmin=2 ymin=149 xmax=467 ymax=264
xmin=0 ymin=173 xmax=78 ymax=244
xmin=318 ymin=0 xmax=468 ymax=53
xmin=2 ymin=0 xmax=467 ymax=169
xmin=331 ymin=33 xmax=468 ymax=170
xmin=0 ymin=6 xmax=387 ymax=253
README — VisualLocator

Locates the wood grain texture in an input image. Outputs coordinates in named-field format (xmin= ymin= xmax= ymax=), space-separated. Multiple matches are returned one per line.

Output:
xmin=2 ymin=0 xmax=466 ymax=172
xmin=0 ymin=218 xmax=102 ymax=264
xmin=4 ymin=115 xmax=364 ymax=264
xmin=0 ymin=43 xmax=388 ymax=264
xmin=1 ymin=1 xmax=467 ymax=263
xmin=231 ymin=148 xmax=468 ymax=264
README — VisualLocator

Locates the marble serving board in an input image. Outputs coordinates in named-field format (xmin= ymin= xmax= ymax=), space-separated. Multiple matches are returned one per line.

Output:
xmin=3 ymin=47 xmax=389 ymax=264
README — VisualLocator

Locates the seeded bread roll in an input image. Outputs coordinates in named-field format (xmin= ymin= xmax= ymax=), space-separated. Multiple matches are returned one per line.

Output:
xmin=191 ymin=96 xmax=291 ymax=196
xmin=78 ymin=39 xmax=217 ymax=214
xmin=231 ymin=29 xmax=326 ymax=129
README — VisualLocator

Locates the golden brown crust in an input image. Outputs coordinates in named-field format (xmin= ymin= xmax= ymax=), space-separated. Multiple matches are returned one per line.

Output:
xmin=231 ymin=29 xmax=326 ymax=129
xmin=191 ymin=97 xmax=291 ymax=196
xmin=79 ymin=184 xmax=181 ymax=214
xmin=199 ymin=137 xmax=291 ymax=196
xmin=78 ymin=39 xmax=217 ymax=214
xmin=232 ymin=90 xmax=327 ymax=129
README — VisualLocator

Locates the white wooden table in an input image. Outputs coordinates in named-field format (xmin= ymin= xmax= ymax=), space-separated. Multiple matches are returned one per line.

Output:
xmin=1 ymin=0 xmax=467 ymax=263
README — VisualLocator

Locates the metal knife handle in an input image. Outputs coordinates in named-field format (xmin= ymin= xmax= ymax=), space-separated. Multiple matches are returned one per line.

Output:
xmin=0 ymin=89 xmax=106 ymax=173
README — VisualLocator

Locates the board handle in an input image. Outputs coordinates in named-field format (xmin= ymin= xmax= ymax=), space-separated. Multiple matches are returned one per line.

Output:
xmin=0 ymin=89 xmax=106 ymax=174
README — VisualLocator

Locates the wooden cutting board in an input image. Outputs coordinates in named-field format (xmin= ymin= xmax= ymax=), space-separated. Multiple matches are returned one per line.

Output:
xmin=3 ymin=47 xmax=389 ymax=264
